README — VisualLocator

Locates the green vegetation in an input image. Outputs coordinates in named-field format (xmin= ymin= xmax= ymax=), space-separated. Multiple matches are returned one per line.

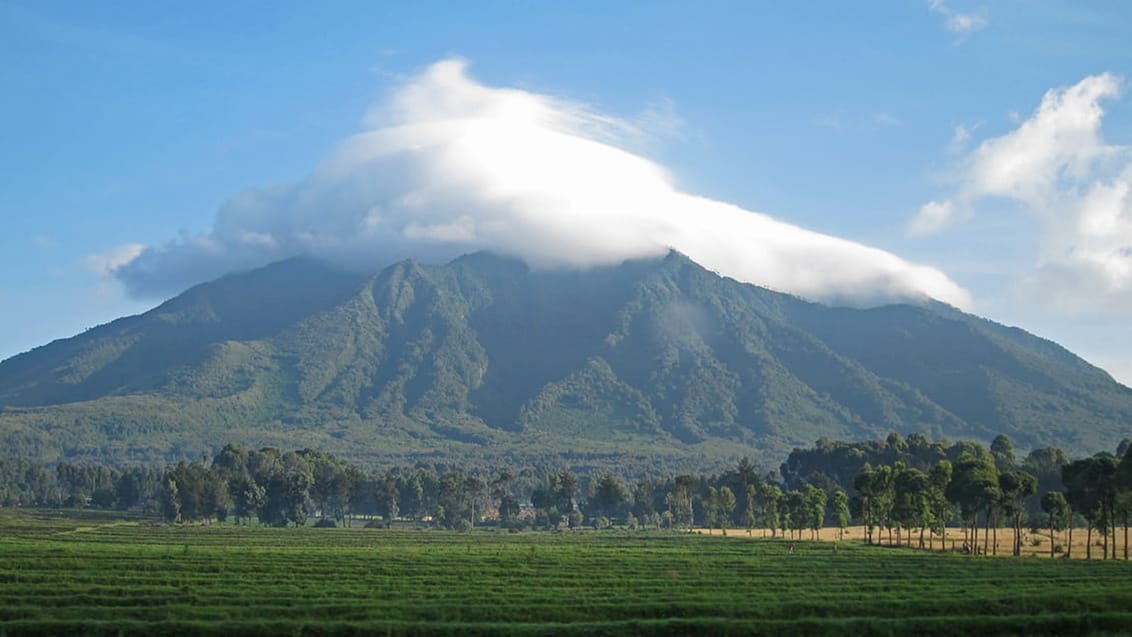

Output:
xmin=2 ymin=252 xmax=1131 ymax=469
xmin=4 ymin=434 xmax=1130 ymax=565
xmin=1 ymin=509 xmax=1130 ymax=636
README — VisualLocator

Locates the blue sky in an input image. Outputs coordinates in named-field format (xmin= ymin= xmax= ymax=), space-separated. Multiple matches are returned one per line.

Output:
xmin=2 ymin=1 xmax=1131 ymax=384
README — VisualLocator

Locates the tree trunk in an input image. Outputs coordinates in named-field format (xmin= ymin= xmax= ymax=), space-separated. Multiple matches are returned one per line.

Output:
xmin=1067 ymin=525 xmax=1073 ymax=559
xmin=1086 ymin=524 xmax=1092 ymax=560
xmin=984 ymin=513 xmax=991 ymax=556
xmin=1018 ymin=513 xmax=1027 ymax=558
xmin=1048 ymin=514 xmax=1055 ymax=558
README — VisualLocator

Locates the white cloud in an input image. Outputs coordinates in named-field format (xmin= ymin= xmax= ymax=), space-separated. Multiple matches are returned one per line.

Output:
xmin=908 ymin=200 xmax=962 ymax=236
xmin=929 ymin=1 xmax=988 ymax=38
xmin=84 ymin=243 xmax=145 ymax=277
xmin=910 ymin=73 xmax=1132 ymax=312
xmin=114 ymin=59 xmax=971 ymax=310
xmin=948 ymin=123 xmax=974 ymax=154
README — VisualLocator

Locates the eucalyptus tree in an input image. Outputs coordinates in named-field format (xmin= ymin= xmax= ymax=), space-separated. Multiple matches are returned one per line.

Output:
xmin=717 ymin=486 xmax=737 ymax=535
xmin=756 ymin=482 xmax=783 ymax=537
xmin=928 ymin=460 xmax=953 ymax=550
xmin=893 ymin=466 xmax=931 ymax=548
xmin=990 ymin=434 xmax=1017 ymax=473
xmin=1062 ymin=455 xmax=1119 ymax=560
xmin=702 ymin=487 xmax=720 ymax=532
xmin=946 ymin=454 xmax=999 ymax=554
xmin=852 ymin=464 xmax=879 ymax=544
xmin=998 ymin=470 xmax=1037 ymax=556
xmin=1118 ymin=447 xmax=1132 ymax=560
xmin=801 ymin=484 xmax=827 ymax=540
xmin=1040 ymin=491 xmax=1069 ymax=558
xmin=831 ymin=489 xmax=850 ymax=541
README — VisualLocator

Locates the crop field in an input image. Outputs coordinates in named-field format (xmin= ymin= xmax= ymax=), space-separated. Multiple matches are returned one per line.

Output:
xmin=2 ymin=510 xmax=1132 ymax=636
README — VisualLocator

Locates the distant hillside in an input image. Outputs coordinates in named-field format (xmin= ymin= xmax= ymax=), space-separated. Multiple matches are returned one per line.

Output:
xmin=1 ymin=252 xmax=1129 ymax=470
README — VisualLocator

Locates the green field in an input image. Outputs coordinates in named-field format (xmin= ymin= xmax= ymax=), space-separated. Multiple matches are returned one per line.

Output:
xmin=1 ymin=510 xmax=1131 ymax=636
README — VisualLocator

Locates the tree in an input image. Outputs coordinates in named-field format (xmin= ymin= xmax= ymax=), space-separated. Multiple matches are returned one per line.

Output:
xmin=831 ymin=490 xmax=849 ymax=541
xmin=1040 ymin=491 xmax=1069 ymax=558
xmin=1118 ymin=446 xmax=1132 ymax=560
xmin=491 ymin=471 xmax=520 ymax=523
xmin=702 ymin=487 xmax=719 ymax=532
xmin=928 ymin=461 xmax=953 ymax=551
xmin=592 ymin=474 xmax=630 ymax=521
xmin=802 ymin=484 xmax=827 ymax=540
xmin=756 ymin=483 xmax=782 ymax=537
xmin=946 ymin=454 xmax=999 ymax=554
xmin=853 ymin=464 xmax=877 ymax=544
xmin=893 ymin=467 xmax=931 ymax=548
xmin=666 ymin=475 xmax=697 ymax=529
xmin=260 ymin=457 xmax=312 ymax=527
xmin=990 ymin=434 xmax=1017 ymax=473
xmin=717 ymin=486 xmax=737 ymax=535
xmin=744 ymin=485 xmax=757 ymax=536
xmin=784 ymin=490 xmax=806 ymax=540
xmin=998 ymin=470 xmax=1037 ymax=556
xmin=732 ymin=457 xmax=761 ymax=527
xmin=1062 ymin=456 xmax=1118 ymax=560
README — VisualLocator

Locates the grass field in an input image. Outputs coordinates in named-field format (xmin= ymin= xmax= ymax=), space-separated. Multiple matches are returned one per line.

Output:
xmin=2 ymin=510 xmax=1131 ymax=636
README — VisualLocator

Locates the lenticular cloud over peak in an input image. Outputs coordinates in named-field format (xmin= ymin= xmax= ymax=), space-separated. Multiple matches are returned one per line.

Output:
xmin=113 ymin=59 xmax=971 ymax=309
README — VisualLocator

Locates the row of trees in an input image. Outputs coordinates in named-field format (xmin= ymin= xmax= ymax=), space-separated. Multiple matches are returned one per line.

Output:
xmin=2 ymin=434 xmax=1129 ymax=561
xmin=847 ymin=437 xmax=1132 ymax=559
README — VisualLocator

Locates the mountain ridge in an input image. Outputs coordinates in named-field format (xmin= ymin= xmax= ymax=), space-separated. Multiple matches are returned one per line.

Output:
xmin=0 ymin=251 xmax=1128 ymax=469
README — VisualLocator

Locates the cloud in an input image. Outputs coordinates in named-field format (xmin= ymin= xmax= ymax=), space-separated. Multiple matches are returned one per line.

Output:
xmin=947 ymin=123 xmax=974 ymax=154
xmin=929 ymin=1 xmax=988 ymax=38
xmin=908 ymin=200 xmax=961 ymax=236
xmin=909 ymin=73 xmax=1132 ymax=312
xmin=113 ymin=59 xmax=971 ymax=310
xmin=84 ymin=243 xmax=145 ymax=277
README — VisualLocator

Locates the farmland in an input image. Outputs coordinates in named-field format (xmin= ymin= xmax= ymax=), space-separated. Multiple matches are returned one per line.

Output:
xmin=1 ymin=510 xmax=1131 ymax=636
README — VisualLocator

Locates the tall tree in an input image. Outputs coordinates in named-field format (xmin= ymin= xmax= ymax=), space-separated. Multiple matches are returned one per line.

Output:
xmin=999 ymin=471 xmax=1038 ymax=556
xmin=718 ymin=486 xmax=737 ymax=536
xmin=893 ymin=467 xmax=931 ymax=548
xmin=831 ymin=489 xmax=849 ymax=541
xmin=1062 ymin=455 xmax=1118 ymax=560
xmin=802 ymin=484 xmax=827 ymax=540
xmin=1040 ymin=491 xmax=1069 ymax=558
xmin=928 ymin=460 xmax=953 ymax=551
xmin=990 ymin=434 xmax=1017 ymax=473
xmin=947 ymin=454 xmax=999 ymax=554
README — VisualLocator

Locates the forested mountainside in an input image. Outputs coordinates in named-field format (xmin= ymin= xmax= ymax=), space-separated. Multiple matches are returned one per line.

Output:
xmin=1 ymin=251 xmax=1129 ymax=469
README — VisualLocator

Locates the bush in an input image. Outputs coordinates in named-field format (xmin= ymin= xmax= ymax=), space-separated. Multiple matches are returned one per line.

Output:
xmin=313 ymin=518 xmax=337 ymax=528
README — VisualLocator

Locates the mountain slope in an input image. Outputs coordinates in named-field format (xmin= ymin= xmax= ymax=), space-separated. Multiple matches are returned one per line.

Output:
xmin=0 ymin=252 xmax=1128 ymax=468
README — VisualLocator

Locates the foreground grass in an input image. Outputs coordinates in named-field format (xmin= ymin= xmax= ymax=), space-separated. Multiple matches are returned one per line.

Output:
xmin=1 ymin=510 xmax=1131 ymax=636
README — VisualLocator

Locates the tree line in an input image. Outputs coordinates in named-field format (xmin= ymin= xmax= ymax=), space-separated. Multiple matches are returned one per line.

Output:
xmin=1 ymin=433 xmax=1130 ymax=559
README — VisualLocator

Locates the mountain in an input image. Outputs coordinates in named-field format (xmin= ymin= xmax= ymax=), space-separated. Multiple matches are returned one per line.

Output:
xmin=1 ymin=252 xmax=1129 ymax=470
